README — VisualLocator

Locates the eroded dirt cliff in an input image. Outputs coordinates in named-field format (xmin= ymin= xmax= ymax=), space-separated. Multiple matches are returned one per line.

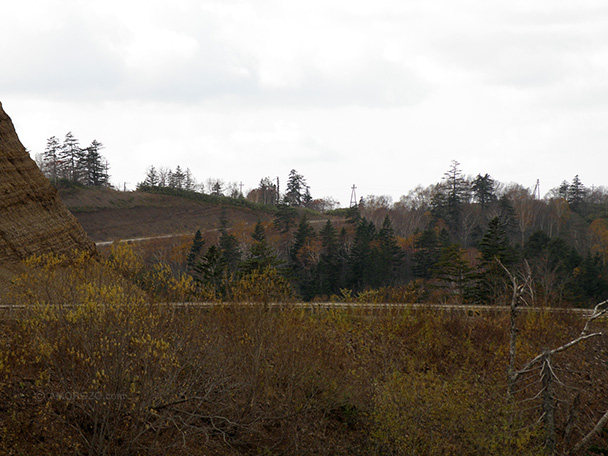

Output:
xmin=0 ymin=102 xmax=95 ymax=268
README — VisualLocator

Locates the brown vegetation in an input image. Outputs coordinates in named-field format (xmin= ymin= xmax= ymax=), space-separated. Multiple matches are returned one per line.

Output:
xmin=2 ymin=103 xmax=608 ymax=454
xmin=58 ymin=186 xmax=274 ymax=243
xmin=1 ymin=248 xmax=607 ymax=455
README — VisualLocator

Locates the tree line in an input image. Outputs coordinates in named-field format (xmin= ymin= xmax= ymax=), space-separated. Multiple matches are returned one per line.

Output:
xmin=37 ymin=133 xmax=110 ymax=187
xmin=138 ymin=165 xmax=199 ymax=192
xmin=359 ymin=160 xmax=608 ymax=306
xmin=180 ymin=160 xmax=608 ymax=306
xmin=138 ymin=166 xmax=339 ymax=212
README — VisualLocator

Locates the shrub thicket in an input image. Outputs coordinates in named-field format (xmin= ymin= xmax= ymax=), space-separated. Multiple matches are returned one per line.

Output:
xmin=0 ymin=249 xmax=606 ymax=455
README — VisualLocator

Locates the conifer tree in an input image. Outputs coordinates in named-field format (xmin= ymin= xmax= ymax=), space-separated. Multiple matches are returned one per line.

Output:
xmin=187 ymin=230 xmax=205 ymax=272
xmin=346 ymin=204 xmax=361 ymax=225
xmin=218 ymin=217 xmax=241 ymax=280
xmin=412 ymin=227 xmax=444 ymax=279
xmin=194 ymin=245 xmax=223 ymax=291
xmin=316 ymin=220 xmax=343 ymax=296
xmin=431 ymin=160 xmax=469 ymax=237
xmin=240 ymin=221 xmax=279 ymax=274
xmin=475 ymin=217 xmax=516 ymax=304
xmin=348 ymin=218 xmax=377 ymax=291
xmin=376 ymin=215 xmax=404 ymax=286
xmin=472 ymin=173 xmax=497 ymax=210
xmin=210 ymin=180 xmax=224 ymax=196
xmin=284 ymin=169 xmax=311 ymax=207
xmin=140 ymin=166 xmax=160 ymax=187
xmin=523 ymin=230 xmax=551 ymax=259
xmin=556 ymin=180 xmax=570 ymax=201
xmin=273 ymin=204 xmax=298 ymax=234
xmin=42 ymin=136 xmax=61 ymax=183
xmin=567 ymin=175 xmax=586 ymax=211
xmin=60 ymin=131 xmax=84 ymax=182
xmin=432 ymin=244 xmax=474 ymax=302
xmin=479 ymin=217 xmax=514 ymax=266
xmin=290 ymin=217 xmax=315 ymax=261
xmin=289 ymin=217 xmax=317 ymax=300
xmin=82 ymin=140 xmax=109 ymax=186
xmin=171 ymin=166 xmax=186 ymax=189
xmin=183 ymin=168 xmax=196 ymax=191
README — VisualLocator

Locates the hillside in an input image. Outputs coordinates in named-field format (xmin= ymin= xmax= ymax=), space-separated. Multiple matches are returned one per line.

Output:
xmin=0 ymin=102 xmax=95 ymax=291
xmin=58 ymin=186 xmax=333 ymax=243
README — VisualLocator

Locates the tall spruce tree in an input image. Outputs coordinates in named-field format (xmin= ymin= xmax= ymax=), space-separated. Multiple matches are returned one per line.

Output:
xmin=240 ymin=221 xmax=279 ymax=274
xmin=273 ymin=204 xmax=298 ymax=234
xmin=194 ymin=245 xmax=223 ymax=291
xmin=289 ymin=217 xmax=317 ymax=300
xmin=60 ymin=132 xmax=84 ymax=182
xmin=412 ymin=227 xmax=444 ymax=279
xmin=376 ymin=215 xmax=404 ymax=286
xmin=171 ymin=166 xmax=186 ymax=189
xmin=348 ymin=218 xmax=377 ymax=291
xmin=284 ymin=169 xmax=311 ymax=207
xmin=186 ymin=230 xmax=205 ymax=272
xmin=82 ymin=140 xmax=109 ymax=186
xmin=472 ymin=173 xmax=497 ymax=210
xmin=567 ymin=175 xmax=586 ymax=211
xmin=474 ymin=217 xmax=516 ymax=304
xmin=432 ymin=244 xmax=474 ymax=303
xmin=42 ymin=136 xmax=61 ymax=183
xmin=431 ymin=160 xmax=469 ymax=238
xmin=218 ymin=221 xmax=241 ymax=280
xmin=316 ymin=220 xmax=343 ymax=296
xmin=140 ymin=166 xmax=160 ymax=188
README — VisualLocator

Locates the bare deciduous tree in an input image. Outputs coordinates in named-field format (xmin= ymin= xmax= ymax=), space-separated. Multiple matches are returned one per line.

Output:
xmin=501 ymin=261 xmax=608 ymax=456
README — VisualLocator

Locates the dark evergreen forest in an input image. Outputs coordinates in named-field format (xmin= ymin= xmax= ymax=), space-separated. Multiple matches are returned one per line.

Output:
xmin=173 ymin=161 xmax=608 ymax=307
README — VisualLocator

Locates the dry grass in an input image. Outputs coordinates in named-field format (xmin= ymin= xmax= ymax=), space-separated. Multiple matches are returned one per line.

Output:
xmin=1 ymin=251 xmax=607 ymax=455
xmin=58 ymin=187 xmax=273 ymax=243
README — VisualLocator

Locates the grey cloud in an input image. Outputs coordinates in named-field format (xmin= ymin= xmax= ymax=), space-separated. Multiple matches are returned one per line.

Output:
xmin=113 ymin=38 xmax=429 ymax=108
xmin=11 ymin=0 xmax=608 ymax=112
xmin=2 ymin=2 xmax=431 ymax=109
xmin=1 ymin=14 xmax=128 ymax=98
xmin=427 ymin=4 xmax=608 ymax=93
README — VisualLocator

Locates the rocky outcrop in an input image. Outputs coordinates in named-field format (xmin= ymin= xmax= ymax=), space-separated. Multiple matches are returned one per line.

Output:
xmin=0 ymin=101 xmax=95 ymax=264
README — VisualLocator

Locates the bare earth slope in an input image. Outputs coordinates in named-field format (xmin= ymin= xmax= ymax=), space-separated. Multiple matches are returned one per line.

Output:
xmin=0 ymin=102 xmax=95 ymax=285
xmin=58 ymin=186 xmax=274 ymax=243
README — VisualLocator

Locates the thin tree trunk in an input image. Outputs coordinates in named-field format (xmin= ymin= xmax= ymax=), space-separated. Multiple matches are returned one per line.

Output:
xmin=542 ymin=350 xmax=556 ymax=456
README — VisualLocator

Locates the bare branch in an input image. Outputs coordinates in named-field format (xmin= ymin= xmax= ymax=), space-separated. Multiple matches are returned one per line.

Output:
xmin=567 ymin=409 xmax=608 ymax=455
xmin=581 ymin=299 xmax=608 ymax=336
xmin=514 ymin=332 xmax=604 ymax=379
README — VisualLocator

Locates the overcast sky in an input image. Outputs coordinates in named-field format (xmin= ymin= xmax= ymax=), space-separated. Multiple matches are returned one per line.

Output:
xmin=2 ymin=0 xmax=608 ymax=205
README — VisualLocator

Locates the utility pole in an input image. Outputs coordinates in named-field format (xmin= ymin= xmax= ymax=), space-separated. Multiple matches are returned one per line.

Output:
xmin=533 ymin=179 xmax=541 ymax=200
xmin=350 ymin=184 xmax=357 ymax=207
